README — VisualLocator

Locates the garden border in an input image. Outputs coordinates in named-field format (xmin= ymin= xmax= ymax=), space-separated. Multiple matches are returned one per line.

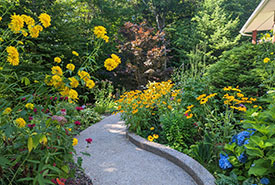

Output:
xmin=126 ymin=130 xmax=215 ymax=185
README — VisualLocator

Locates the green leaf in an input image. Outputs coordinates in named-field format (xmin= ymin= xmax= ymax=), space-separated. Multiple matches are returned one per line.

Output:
xmin=17 ymin=177 xmax=34 ymax=182
xmin=248 ymin=159 xmax=269 ymax=176
xmin=28 ymin=136 xmax=34 ymax=153
xmin=0 ymin=156 xmax=11 ymax=167
xmin=26 ymin=159 xmax=41 ymax=164
xmin=246 ymin=148 xmax=264 ymax=157
xmin=61 ymin=165 xmax=69 ymax=174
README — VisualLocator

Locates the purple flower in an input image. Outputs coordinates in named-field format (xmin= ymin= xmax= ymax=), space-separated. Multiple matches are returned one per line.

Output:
xmin=29 ymin=116 xmax=33 ymax=121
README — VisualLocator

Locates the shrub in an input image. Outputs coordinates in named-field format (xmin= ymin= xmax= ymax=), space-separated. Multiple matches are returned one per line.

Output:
xmin=206 ymin=42 xmax=275 ymax=96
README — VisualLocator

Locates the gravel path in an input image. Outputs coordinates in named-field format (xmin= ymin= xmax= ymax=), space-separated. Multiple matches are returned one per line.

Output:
xmin=74 ymin=114 xmax=197 ymax=185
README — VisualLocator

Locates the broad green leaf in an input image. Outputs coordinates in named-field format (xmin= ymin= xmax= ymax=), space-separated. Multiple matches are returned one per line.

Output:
xmin=28 ymin=136 xmax=33 ymax=153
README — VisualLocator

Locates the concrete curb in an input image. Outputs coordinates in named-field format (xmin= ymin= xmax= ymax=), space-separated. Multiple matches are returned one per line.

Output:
xmin=126 ymin=131 xmax=216 ymax=185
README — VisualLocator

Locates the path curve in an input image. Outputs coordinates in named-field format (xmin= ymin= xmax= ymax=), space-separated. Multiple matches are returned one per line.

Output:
xmin=74 ymin=114 xmax=197 ymax=185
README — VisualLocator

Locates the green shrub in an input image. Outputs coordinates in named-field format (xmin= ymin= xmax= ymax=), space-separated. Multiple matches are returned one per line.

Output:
xmin=206 ymin=42 xmax=275 ymax=96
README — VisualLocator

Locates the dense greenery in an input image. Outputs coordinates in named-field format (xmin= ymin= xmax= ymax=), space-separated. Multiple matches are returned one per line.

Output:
xmin=1 ymin=0 xmax=274 ymax=184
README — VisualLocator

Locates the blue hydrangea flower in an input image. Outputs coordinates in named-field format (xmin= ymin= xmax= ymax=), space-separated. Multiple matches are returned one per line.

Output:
xmin=260 ymin=177 xmax=270 ymax=184
xmin=247 ymin=128 xmax=256 ymax=136
xmin=230 ymin=135 xmax=237 ymax=144
xmin=237 ymin=152 xmax=247 ymax=163
xmin=219 ymin=153 xmax=233 ymax=170
xmin=236 ymin=131 xmax=250 ymax=146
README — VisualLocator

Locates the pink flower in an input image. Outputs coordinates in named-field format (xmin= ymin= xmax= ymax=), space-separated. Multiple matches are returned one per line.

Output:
xmin=33 ymin=108 xmax=37 ymax=113
xmin=184 ymin=113 xmax=188 ymax=117
xmin=27 ymin=124 xmax=36 ymax=128
xmin=85 ymin=138 xmax=93 ymax=144
xmin=22 ymin=97 xmax=26 ymax=101
xmin=65 ymin=97 xmax=68 ymax=100
xmin=29 ymin=116 xmax=33 ymax=121
xmin=74 ymin=121 xmax=81 ymax=125
xmin=54 ymin=97 xmax=57 ymax=101
xmin=60 ymin=97 xmax=64 ymax=100
xmin=53 ymin=163 xmax=56 ymax=167
xmin=52 ymin=115 xmax=68 ymax=124
xmin=50 ymin=97 xmax=53 ymax=100
xmin=75 ymin=106 xmax=84 ymax=111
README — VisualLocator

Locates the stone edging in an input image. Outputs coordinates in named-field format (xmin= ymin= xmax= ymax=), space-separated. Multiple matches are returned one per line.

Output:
xmin=126 ymin=131 xmax=215 ymax=185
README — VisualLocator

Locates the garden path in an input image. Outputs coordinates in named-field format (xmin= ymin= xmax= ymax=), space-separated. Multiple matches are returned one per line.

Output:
xmin=74 ymin=114 xmax=197 ymax=185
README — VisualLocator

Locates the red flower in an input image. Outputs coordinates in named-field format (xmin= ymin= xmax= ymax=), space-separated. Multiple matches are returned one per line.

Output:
xmin=27 ymin=124 xmax=36 ymax=128
xmin=74 ymin=121 xmax=81 ymax=125
xmin=22 ymin=97 xmax=26 ymax=101
xmin=85 ymin=138 xmax=93 ymax=144
xmin=75 ymin=106 xmax=84 ymax=111
xmin=33 ymin=108 xmax=37 ymax=113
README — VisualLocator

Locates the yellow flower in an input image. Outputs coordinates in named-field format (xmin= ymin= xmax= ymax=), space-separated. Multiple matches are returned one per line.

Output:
xmin=0 ymin=37 xmax=3 ymax=42
xmin=147 ymin=135 xmax=154 ymax=142
xmin=86 ymin=79 xmax=95 ymax=89
xmin=223 ymin=86 xmax=232 ymax=91
xmin=25 ymin=103 xmax=34 ymax=110
xmin=0 ymin=67 xmax=3 ymax=70
xmin=8 ymin=13 xmax=24 ymax=32
xmin=78 ymin=70 xmax=90 ymax=82
xmin=0 ymin=17 xmax=2 ymax=21
xmin=21 ymin=30 xmax=28 ymax=37
xmin=60 ymin=86 xmax=70 ymax=96
xmin=253 ymin=105 xmax=258 ymax=108
xmin=3 ymin=107 xmax=12 ymax=115
xmin=66 ymin=63 xmax=75 ymax=71
xmin=69 ymin=77 xmax=79 ymax=88
xmin=51 ymin=75 xmax=62 ymax=85
xmin=111 ymin=54 xmax=121 ymax=64
xmin=104 ymin=58 xmax=118 ymax=71
xmin=69 ymin=89 xmax=78 ymax=100
xmin=132 ymin=109 xmax=138 ymax=114
xmin=103 ymin=35 xmax=109 ymax=42
xmin=21 ymin=15 xmax=35 ymax=26
xmin=237 ymin=93 xmax=244 ymax=98
xmin=94 ymin=26 xmax=107 ymax=38
xmin=6 ymin=46 xmax=19 ymax=66
xmin=150 ymin=127 xmax=154 ymax=130
xmin=187 ymin=105 xmax=194 ymax=109
xmin=15 ymin=118 xmax=26 ymax=128
xmin=186 ymin=113 xmax=193 ymax=119
xmin=54 ymin=57 xmax=61 ymax=63
xmin=200 ymin=98 xmax=208 ymax=104
xmin=250 ymin=97 xmax=257 ymax=101
xmin=167 ymin=105 xmax=172 ymax=110
xmin=117 ymin=105 xmax=122 ymax=110
xmin=18 ymin=41 xmax=23 ymax=45
xmin=72 ymin=51 xmax=79 ymax=56
xmin=196 ymin=94 xmax=206 ymax=100
xmin=28 ymin=25 xmax=43 ymax=38
xmin=162 ymin=101 xmax=167 ymax=105
xmin=177 ymin=99 xmax=181 ymax=102
xmin=271 ymin=52 xmax=274 ymax=55
xmin=68 ymin=128 xmax=72 ymax=132
xmin=153 ymin=134 xmax=159 ymax=139
xmin=263 ymin=57 xmax=270 ymax=63
xmin=39 ymin=13 xmax=51 ymax=28
xmin=72 ymin=138 xmax=78 ymax=146
xmin=51 ymin=66 xmax=63 ymax=76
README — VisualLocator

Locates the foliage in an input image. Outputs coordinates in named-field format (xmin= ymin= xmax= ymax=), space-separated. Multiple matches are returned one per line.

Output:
xmin=116 ymin=21 xmax=171 ymax=89
xmin=216 ymin=93 xmax=275 ymax=184
xmin=92 ymin=80 xmax=115 ymax=114
xmin=206 ymin=42 xmax=275 ymax=96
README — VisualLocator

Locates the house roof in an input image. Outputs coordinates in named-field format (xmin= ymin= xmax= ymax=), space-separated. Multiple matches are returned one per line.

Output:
xmin=240 ymin=0 xmax=275 ymax=36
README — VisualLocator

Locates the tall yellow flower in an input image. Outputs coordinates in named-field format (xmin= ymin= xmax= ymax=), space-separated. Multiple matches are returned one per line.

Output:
xmin=72 ymin=138 xmax=78 ymax=146
xmin=0 ymin=17 xmax=2 ymax=22
xmin=94 ymin=26 xmax=107 ymax=38
xmin=78 ymin=70 xmax=90 ymax=82
xmin=54 ymin=57 xmax=61 ymax=63
xmin=25 ymin=103 xmax=34 ymax=110
xmin=72 ymin=51 xmax=79 ymax=56
xmin=86 ymin=79 xmax=95 ymax=89
xmin=39 ymin=13 xmax=51 ymax=28
xmin=103 ymin=35 xmax=109 ymax=43
xmin=111 ymin=54 xmax=121 ymax=64
xmin=8 ymin=14 xmax=24 ymax=32
xmin=263 ymin=57 xmax=270 ymax=63
xmin=15 ymin=118 xmax=26 ymax=128
xmin=28 ymin=25 xmax=43 ymax=38
xmin=69 ymin=77 xmax=79 ymax=88
xmin=69 ymin=89 xmax=78 ymax=100
xmin=104 ymin=58 xmax=118 ymax=71
xmin=51 ymin=66 xmax=63 ymax=76
xmin=66 ymin=63 xmax=75 ymax=71
xmin=21 ymin=15 xmax=35 ymax=26
xmin=3 ymin=107 xmax=12 ymax=115
xmin=6 ymin=46 xmax=19 ymax=66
